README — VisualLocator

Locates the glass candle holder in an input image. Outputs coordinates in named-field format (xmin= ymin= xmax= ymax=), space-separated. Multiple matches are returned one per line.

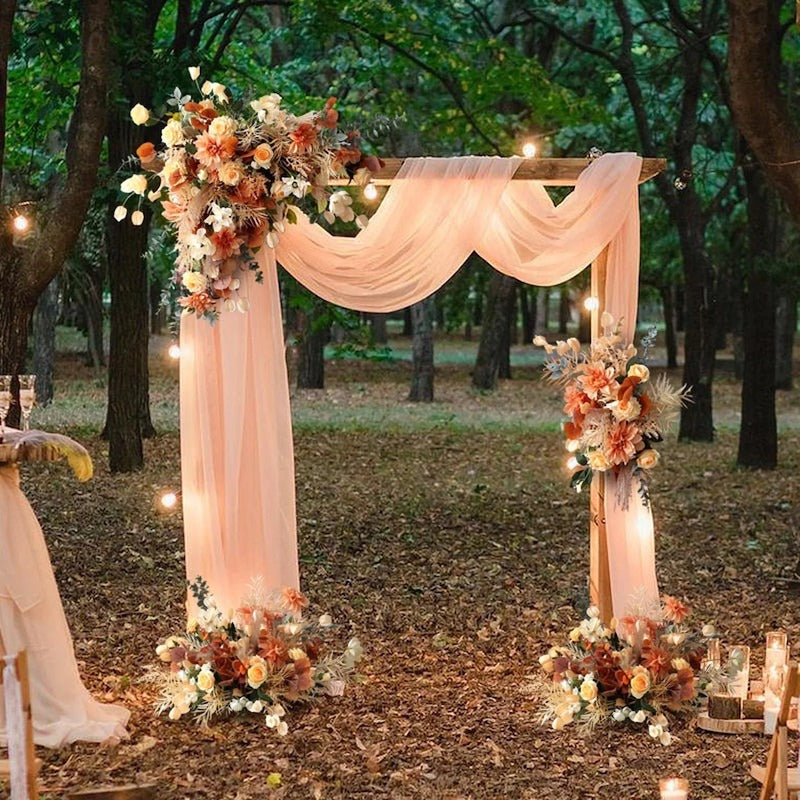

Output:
xmin=704 ymin=637 xmax=721 ymax=670
xmin=18 ymin=374 xmax=36 ymax=431
xmin=659 ymin=777 xmax=689 ymax=800
xmin=764 ymin=631 xmax=788 ymax=734
xmin=728 ymin=645 xmax=750 ymax=700
xmin=0 ymin=375 xmax=12 ymax=439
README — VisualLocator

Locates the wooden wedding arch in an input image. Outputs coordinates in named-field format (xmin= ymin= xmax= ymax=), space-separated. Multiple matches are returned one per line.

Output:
xmin=348 ymin=156 xmax=667 ymax=622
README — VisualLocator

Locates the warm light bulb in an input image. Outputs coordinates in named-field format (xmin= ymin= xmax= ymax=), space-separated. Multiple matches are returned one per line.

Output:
xmin=363 ymin=183 xmax=378 ymax=201
xmin=522 ymin=141 xmax=537 ymax=158
xmin=566 ymin=456 xmax=579 ymax=470
xmin=12 ymin=215 xmax=29 ymax=233
xmin=168 ymin=343 xmax=181 ymax=360
xmin=584 ymin=296 xmax=599 ymax=312
xmin=160 ymin=492 xmax=178 ymax=509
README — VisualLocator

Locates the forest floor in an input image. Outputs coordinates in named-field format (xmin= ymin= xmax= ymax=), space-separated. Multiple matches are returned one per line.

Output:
xmin=7 ymin=332 xmax=800 ymax=800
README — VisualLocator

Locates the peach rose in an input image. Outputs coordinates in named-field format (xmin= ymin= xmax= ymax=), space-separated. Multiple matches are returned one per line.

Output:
xmin=579 ymin=679 xmax=598 ymax=702
xmin=638 ymin=449 xmax=660 ymax=470
xmin=629 ymin=666 xmax=651 ymax=699
xmin=246 ymin=656 xmax=268 ymax=689
xmin=588 ymin=450 xmax=611 ymax=471
xmin=218 ymin=161 xmax=244 ymax=186
xmin=182 ymin=271 xmax=208 ymax=294
xmin=252 ymin=142 xmax=274 ymax=169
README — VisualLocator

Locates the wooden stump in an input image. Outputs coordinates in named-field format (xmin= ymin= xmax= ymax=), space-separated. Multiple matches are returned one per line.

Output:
xmin=708 ymin=694 xmax=742 ymax=720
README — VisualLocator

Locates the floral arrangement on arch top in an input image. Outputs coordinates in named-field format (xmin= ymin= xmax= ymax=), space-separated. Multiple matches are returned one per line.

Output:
xmin=534 ymin=313 xmax=690 ymax=507
xmin=116 ymin=68 xmax=382 ymax=319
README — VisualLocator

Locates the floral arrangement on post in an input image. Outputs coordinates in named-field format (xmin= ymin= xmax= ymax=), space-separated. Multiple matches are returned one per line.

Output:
xmin=534 ymin=313 xmax=690 ymax=507
xmin=539 ymin=598 xmax=718 ymax=745
xmin=150 ymin=578 xmax=363 ymax=732
xmin=116 ymin=68 xmax=382 ymax=319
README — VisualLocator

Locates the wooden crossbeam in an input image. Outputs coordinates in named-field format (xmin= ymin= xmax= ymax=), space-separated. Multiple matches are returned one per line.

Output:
xmin=352 ymin=156 xmax=666 ymax=186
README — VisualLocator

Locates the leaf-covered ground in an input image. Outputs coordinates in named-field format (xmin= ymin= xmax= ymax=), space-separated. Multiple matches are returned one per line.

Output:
xmin=6 ymin=342 xmax=800 ymax=799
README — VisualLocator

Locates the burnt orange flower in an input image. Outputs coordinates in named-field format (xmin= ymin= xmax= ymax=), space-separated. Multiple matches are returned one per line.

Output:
xmin=282 ymin=587 xmax=309 ymax=614
xmin=319 ymin=97 xmax=339 ymax=130
xmin=178 ymin=291 xmax=214 ymax=314
xmin=642 ymin=645 xmax=671 ymax=677
xmin=195 ymin=131 xmax=237 ymax=168
xmin=259 ymin=636 xmax=288 ymax=666
xmin=209 ymin=228 xmax=242 ymax=260
xmin=286 ymin=656 xmax=312 ymax=692
xmin=662 ymin=595 xmax=689 ymax=624
xmin=136 ymin=141 xmax=157 ymax=164
xmin=288 ymin=122 xmax=318 ymax=154
xmin=564 ymin=420 xmax=583 ymax=440
xmin=670 ymin=667 xmax=696 ymax=703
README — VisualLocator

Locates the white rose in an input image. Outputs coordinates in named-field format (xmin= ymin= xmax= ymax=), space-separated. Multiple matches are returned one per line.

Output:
xmin=161 ymin=119 xmax=185 ymax=147
xmin=130 ymin=103 xmax=150 ymax=125
xmin=182 ymin=271 xmax=208 ymax=293
xmin=120 ymin=174 xmax=148 ymax=196
xmin=195 ymin=667 xmax=215 ymax=693
xmin=627 ymin=363 xmax=650 ymax=382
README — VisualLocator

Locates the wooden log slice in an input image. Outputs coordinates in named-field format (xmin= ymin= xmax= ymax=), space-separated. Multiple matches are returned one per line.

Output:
xmin=708 ymin=693 xmax=742 ymax=720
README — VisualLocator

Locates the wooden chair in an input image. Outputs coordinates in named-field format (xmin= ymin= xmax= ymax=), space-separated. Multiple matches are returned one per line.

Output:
xmin=0 ymin=650 xmax=39 ymax=800
xmin=750 ymin=661 xmax=800 ymax=800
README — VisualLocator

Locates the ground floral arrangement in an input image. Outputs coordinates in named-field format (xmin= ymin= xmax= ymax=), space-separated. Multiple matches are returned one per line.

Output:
xmin=539 ymin=598 xmax=724 ymax=745
xmin=150 ymin=579 xmax=362 ymax=733
xmin=116 ymin=68 xmax=380 ymax=319
xmin=534 ymin=313 xmax=690 ymax=507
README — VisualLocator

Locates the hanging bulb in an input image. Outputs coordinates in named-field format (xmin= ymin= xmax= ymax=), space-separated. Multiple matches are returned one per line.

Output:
xmin=566 ymin=456 xmax=579 ymax=470
xmin=584 ymin=296 xmax=599 ymax=312
xmin=522 ymin=141 xmax=537 ymax=158
xmin=168 ymin=343 xmax=181 ymax=360
xmin=363 ymin=183 xmax=378 ymax=201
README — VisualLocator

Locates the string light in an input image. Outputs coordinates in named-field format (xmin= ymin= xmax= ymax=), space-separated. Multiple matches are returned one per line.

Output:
xmin=12 ymin=215 xmax=30 ymax=233
xmin=168 ymin=343 xmax=181 ymax=360
xmin=566 ymin=456 xmax=579 ymax=470
xmin=584 ymin=296 xmax=599 ymax=312
xmin=522 ymin=141 xmax=537 ymax=158
xmin=160 ymin=491 xmax=178 ymax=510
xmin=363 ymin=183 xmax=378 ymax=201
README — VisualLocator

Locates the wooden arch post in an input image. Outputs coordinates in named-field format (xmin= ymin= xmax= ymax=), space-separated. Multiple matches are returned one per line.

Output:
xmin=345 ymin=156 xmax=666 ymax=624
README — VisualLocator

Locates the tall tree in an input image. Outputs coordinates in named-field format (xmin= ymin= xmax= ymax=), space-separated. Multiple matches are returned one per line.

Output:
xmin=0 ymin=0 xmax=110 ymax=424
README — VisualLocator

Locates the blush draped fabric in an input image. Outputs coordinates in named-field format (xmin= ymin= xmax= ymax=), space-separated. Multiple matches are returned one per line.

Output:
xmin=0 ymin=465 xmax=130 ymax=747
xmin=180 ymin=153 xmax=658 ymax=618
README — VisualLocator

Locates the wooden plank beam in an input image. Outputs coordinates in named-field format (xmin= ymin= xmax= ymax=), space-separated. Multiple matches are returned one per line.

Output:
xmin=341 ymin=156 xmax=666 ymax=186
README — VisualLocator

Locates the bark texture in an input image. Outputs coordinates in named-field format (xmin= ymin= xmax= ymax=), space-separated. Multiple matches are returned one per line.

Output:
xmin=472 ymin=272 xmax=517 ymax=390
xmin=409 ymin=297 xmax=434 ymax=402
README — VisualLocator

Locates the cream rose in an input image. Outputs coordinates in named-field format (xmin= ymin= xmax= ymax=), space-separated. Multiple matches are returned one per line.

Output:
xmin=195 ymin=668 xmax=215 ymax=693
xmin=629 ymin=667 xmax=651 ymax=699
xmin=609 ymin=396 xmax=642 ymax=422
xmin=218 ymin=161 xmax=244 ymax=186
xmin=627 ymin=363 xmax=650 ymax=382
xmin=637 ymin=448 xmax=660 ymax=470
xmin=247 ymin=656 xmax=268 ymax=689
xmin=587 ymin=450 xmax=611 ymax=471
xmin=120 ymin=174 xmax=148 ymax=196
xmin=209 ymin=115 xmax=237 ymax=139
xmin=568 ymin=627 xmax=582 ymax=643
xmin=161 ymin=119 xmax=185 ymax=147
xmin=130 ymin=103 xmax=150 ymax=125
xmin=579 ymin=679 xmax=598 ymax=702
xmin=182 ymin=271 xmax=208 ymax=293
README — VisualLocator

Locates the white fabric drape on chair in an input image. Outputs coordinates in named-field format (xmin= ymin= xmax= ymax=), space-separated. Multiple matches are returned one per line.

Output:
xmin=180 ymin=153 xmax=658 ymax=618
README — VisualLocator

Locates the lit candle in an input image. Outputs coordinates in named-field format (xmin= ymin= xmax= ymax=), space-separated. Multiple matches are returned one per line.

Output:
xmin=659 ymin=777 xmax=689 ymax=800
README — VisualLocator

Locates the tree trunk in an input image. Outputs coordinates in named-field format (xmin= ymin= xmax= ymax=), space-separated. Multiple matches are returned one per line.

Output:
xmin=32 ymin=276 xmax=60 ymax=406
xmin=737 ymin=163 xmax=777 ymax=469
xmin=520 ymin=285 xmax=536 ymax=343
xmin=558 ymin=286 xmax=570 ymax=333
xmin=0 ymin=0 xmax=109 ymax=427
xmin=402 ymin=307 xmax=413 ymax=336
xmin=472 ymin=272 xmax=517 ymax=390
xmin=368 ymin=312 xmax=388 ymax=345
xmin=83 ymin=254 xmax=106 ymax=368
xmin=659 ymin=284 xmax=678 ymax=369
xmin=775 ymin=293 xmax=796 ymax=390
xmin=409 ymin=296 xmax=434 ymax=402
xmin=296 ymin=302 xmax=327 ymax=390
